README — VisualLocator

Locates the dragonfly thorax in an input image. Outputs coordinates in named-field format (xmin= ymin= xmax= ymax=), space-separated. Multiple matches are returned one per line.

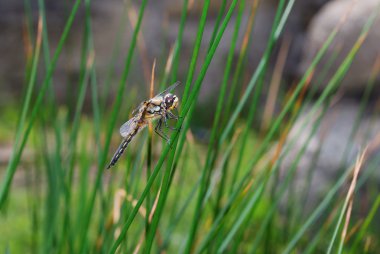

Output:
xmin=164 ymin=93 xmax=179 ymax=110
xmin=147 ymin=105 xmax=161 ymax=114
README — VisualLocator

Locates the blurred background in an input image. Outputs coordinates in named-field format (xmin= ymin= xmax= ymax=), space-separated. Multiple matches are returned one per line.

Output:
xmin=1 ymin=0 xmax=380 ymax=253
xmin=2 ymin=0 xmax=379 ymax=103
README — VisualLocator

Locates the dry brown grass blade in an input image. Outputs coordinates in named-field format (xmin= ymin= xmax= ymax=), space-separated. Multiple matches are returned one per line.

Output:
xmin=340 ymin=147 xmax=367 ymax=246
xmin=245 ymin=0 xmax=260 ymax=40
xmin=22 ymin=16 xmax=34 ymax=61
xmin=133 ymin=188 xmax=164 ymax=254
xmin=112 ymin=189 xmax=147 ymax=238
xmin=237 ymin=0 xmax=260 ymax=96
xmin=267 ymin=69 xmax=313 ymax=168
xmin=369 ymin=53 xmax=380 ymax=82
xmin=127 ymin=2 xmax=151 ymax=84
xmin=35 ymin=15 xmax=43 ymax=59
xmin=340 ymin=131 xmax=380 ymax=246
xmin=22 ymin=14 xmax=43 ymax=79
xmin=150 ymin=59 xmax=156 ymax=98
xmin=111 ymin=188 xmax=164 ymax=253
xmin=148 ymin=59 xmax=156 ymax=133
xmin=261 ymin=36 xmax=291 ymax=131
xmin=164 ymin=46 xmax=175 ymax=78
xmin=241 ymin=0 xmax=260 ymax=58
xmin=344 ymin=219 xmax=363 ymax=242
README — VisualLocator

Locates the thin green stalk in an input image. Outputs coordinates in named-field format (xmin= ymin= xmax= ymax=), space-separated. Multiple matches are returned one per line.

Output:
xmin=109 ymin=1 xmax=239 ymax=251
xmin=15 ymin=14 xmax=42 ymax=149
xmin=167 ymin=0 xmax=226 ymax=197
xmin=217 ymin=183 xmax=265 ymax=253
xmin=170 ymin=0 xmax=190 ymax=84
xmin=350 ymin=194 xmax=380 ymax=253
xmin=282 ymin=168 xmax=351 ymax=254
xmin=303 ymin=207 xmax=342 ymax=254
xmin=40 ymin=129 xmax=60 ymax=254
xmin=63 ymin=0 xmax=95 ymax=250
xmin=283 ymin=22 xmax=379 ymax=251
xmin=299 ymin=48 xmax=342 ymax=218
xmin=211 ymin=0 xmax=246 ymax=219
xmin=181 ymin=1 xmax=211 ymax=108
xmin=182 ymin=1 xmax=240 ymax=252
xmin=223 ymin=0 xmax=259 ymax=126
xmin=161 ymin=146 xmax=203 ymax=251
xmin=195 ymin=169 xmax=268 ymax=253
xmin=154 ymin=0 xmax=212 ymax=223
xmin=274 ymin=14 xmax=376 ymax=253
xmin=194 ymin=1 xmax=291 ymax=248
xmin=220 ymin=0 xmax=295 ymax=144
xmin=145 ymin=131 xmax=152 ymax=240
xmin=231 ymin=24 xmax=340 ymax=188
xmin=100 ymin=3 xmax=130 ymax=111
xmin=316 ymin=14 xmax=377 ymax=254
xmin=196 ymin=12 xmax=346 ymax=249
xmin=222 ymin=99 xmax=325 ymax=252
xmin=212 ymin=151 xmax=231 ymax=219
xmin=250 ymin=104 xmax=328 ymax=252
xmin=144 ymin=0 xmax=229 ymax=251
xmin=78 ymin=0 xmax=149 ymax=252
xmin=230 ymin=0 xmax=289 ymax=192
xmin=204 ymin=129 xmax=241 ymax=213
xmin=178 ymin=1 xmax=244 ymax=248
xmin=337 ymin=60 xmax=379 ymax=176
xmin=0 ymin=0 xmax=82 ymax=209
xmin=206 ymin=0 xmax=227 ymax=53
xmin=158 ymin=0 xmax=190 ymax=194
xmin=90 ymin=52 xmax=102 ymax=166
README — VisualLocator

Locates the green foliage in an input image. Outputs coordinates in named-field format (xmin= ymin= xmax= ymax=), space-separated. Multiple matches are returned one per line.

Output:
xmin=0 ymin=0 xmax=379 ymax=253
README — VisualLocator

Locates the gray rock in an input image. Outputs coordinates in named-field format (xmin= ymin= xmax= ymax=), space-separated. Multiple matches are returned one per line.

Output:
xmin=281 ymin=99 xmax=380 ymax=207
xmin=300 ymin=0 xmax=380 ymax=94
xmin=4 ymin=0 xmax=378 ymax=108
xmin=282 ymin=0 xmax=333 ymax=77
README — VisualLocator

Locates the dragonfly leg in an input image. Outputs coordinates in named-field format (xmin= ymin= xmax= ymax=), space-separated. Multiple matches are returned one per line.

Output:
xmin=167 ymin=111 xmax=179 ymax=120
xmin=155 ymin=119 xmax=169 ymax=142
xmin=164 ymin=113 xmax=181 ymax=131
xmin=163 ymin=115 xmax=175 ymax=131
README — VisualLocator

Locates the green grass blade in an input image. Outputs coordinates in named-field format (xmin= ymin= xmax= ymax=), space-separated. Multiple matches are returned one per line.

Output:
xmin=0 ymin=0 xmax=82 ymax=209
xmin=78 ymin=0 xmax=149 ymax=252
xmin=109 ymin=1 xmax=239 ymax=252
xmin=220 ymin=0 xmax=295 ymax=144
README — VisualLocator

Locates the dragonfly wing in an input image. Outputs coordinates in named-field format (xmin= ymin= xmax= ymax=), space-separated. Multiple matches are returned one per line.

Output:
xmin=155 ymin=81 xmax=181 ymax=98
xmin=131 ymin=101 xmax=145 ymax=115
xmin=119 ymin=118 xmax=138 ymax=138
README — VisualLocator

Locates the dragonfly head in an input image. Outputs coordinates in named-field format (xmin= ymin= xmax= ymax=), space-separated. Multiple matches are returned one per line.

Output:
xmin=164 ymin=93 xmax=179 ymax=110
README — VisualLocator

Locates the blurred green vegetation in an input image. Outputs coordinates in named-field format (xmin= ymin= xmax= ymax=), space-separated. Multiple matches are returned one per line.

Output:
xmin=1 ymin=0 xmax=380 ymax=253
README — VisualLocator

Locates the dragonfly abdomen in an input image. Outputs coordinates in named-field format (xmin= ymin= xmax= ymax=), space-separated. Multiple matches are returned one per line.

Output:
xmin=107 ymin=132 xmax=136 ymax=169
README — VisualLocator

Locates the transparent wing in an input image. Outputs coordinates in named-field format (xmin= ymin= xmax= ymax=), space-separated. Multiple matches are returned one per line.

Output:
xmin=155 ymin=81 xmax=181 ymax=98
xmin=119 ymin=117 xmax=138 ymax=138
xmin=131 ymin=101 xmax=146 ymax=115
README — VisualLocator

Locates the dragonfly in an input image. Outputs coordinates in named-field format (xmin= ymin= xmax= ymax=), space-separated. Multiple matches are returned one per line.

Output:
xmin=107 ymin=81 xmax=181 ymax=169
